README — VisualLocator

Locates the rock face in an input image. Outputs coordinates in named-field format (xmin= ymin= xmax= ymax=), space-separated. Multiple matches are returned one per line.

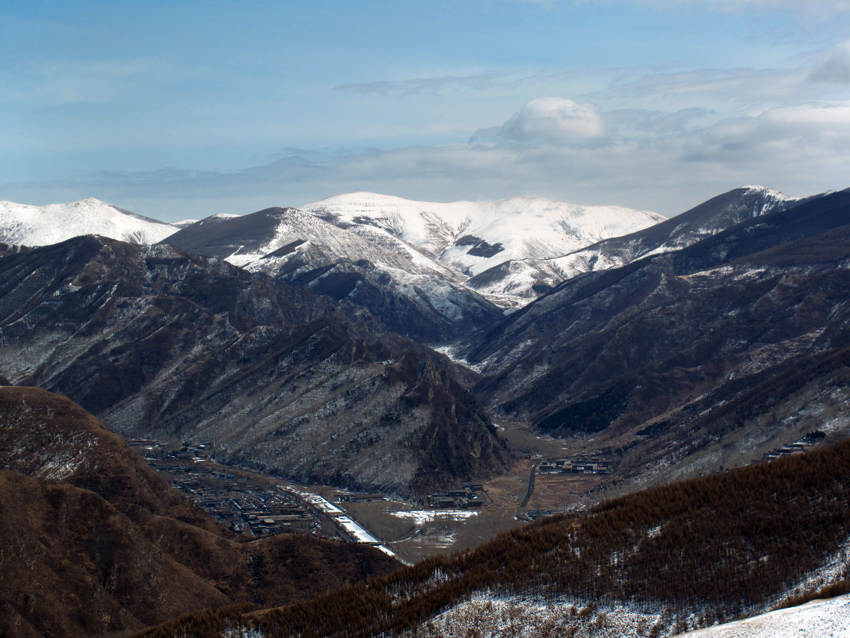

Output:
xmin=465 ymin=188 xmax=850 ymax=484
xmin=0 ymin=387 xmax=398 ymax=638
xmin=0 ymin=237 xmax=509 ymax=495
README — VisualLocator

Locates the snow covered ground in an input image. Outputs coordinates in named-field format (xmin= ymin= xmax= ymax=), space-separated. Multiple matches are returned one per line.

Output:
xmin=390 ymin=509 xmax=479 ymax=525
xmin=281 ymin=486 xmax=398 ymax=559
xmin=677 ymin=594 xmax=850 ymax=637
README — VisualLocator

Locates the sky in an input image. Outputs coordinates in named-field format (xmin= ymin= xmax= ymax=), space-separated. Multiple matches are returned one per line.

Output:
xmin=2 ymin=0 xmax=850 ymax=221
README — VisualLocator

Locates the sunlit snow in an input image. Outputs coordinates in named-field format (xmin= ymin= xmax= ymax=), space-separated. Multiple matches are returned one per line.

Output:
xmin=0 ymin=198 xmax=178 ymax=247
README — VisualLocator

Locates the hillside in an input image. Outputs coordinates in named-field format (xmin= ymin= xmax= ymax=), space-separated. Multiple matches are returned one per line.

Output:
xmin=0 ymin=237 xmax=509 ymax=495
xmin=138 ymin=438 xmax=850 ymax=637
xmin=0 ymin=387 xmax=398 ymax=638
xmin=464 ymin=188 xmax=850 ymax=488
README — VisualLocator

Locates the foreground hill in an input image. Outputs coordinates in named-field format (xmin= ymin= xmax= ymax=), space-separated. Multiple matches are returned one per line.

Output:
xmin=0 ymin=387 xmax=398 ymax=638
xmin=0 ymin=197 xmax=178 ymax=246
xmin=0 ymin=237 xmax=509 ymax=494
xmin=465 ymin=188 xmax=850 ymax=488
xmin=139 ymin=438 xmax=850 ymax=637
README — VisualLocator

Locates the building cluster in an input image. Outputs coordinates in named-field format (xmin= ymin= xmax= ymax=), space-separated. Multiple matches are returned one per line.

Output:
xmin=762 ymin=431 xmax=826 ymax=462
xmin=228 ymin=493 xmax=314 ymax=537
xmin=538 ymin=456 xmax=613 ymax=475
xmin=335 ymin=492 xmax=386 ymax=503
xmin=128 ymin=439 xmax=317 ymax=538
xmin=426 ymin=484 xmax=486 ymax=509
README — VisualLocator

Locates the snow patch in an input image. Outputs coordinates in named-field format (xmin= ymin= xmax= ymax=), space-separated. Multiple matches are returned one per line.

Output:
xmin=390 ymin=509 xmax=479 ymax=525
xmin=677 ymin=593 xmax=850 ymax=637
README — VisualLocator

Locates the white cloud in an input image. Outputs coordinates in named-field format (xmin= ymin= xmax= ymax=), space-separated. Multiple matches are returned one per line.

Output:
xmin=472 ymin=97 xmax=605 ymax=144
xmin=765 ymin=103 xmax=850 ymax=127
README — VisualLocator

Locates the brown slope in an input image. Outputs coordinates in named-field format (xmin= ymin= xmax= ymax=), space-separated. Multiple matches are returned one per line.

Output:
xmin=0 ymin=387 xmax=399 ymax=638
xmin=0 ymin=385 xmax=217 ymax=529
xmin=0 ymin=470 xmax=230 ymax=637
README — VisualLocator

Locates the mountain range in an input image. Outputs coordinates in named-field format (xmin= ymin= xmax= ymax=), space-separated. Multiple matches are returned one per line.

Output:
xmin=465 ymin=187 xmax=850 ymax=490
xmin=2 ymin=186 xmax=848 ymax=494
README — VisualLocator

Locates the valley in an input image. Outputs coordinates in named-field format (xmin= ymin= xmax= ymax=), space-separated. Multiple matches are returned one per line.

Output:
xmin=128 ymin=407 xmax=833 ymax=568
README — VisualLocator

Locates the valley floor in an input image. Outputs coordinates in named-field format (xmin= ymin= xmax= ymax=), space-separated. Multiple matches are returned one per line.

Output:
xmin=132 ymin=411 xmax=839 ymax=565
xmin=132 ymin=419 xmax=620 ymax=564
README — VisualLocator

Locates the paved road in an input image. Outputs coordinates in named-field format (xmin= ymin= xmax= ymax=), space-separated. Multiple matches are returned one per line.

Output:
xmin=519 ymin=461 xmax=538 ymax=509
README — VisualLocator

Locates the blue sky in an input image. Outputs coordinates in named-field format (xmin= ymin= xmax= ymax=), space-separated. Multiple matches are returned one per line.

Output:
xmin=3 ymin=0 xmax=850 ymax=220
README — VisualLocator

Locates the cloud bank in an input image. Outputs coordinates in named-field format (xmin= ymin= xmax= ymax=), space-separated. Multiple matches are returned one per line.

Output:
xmin=9 ymin=92 xmax=849 ymax=221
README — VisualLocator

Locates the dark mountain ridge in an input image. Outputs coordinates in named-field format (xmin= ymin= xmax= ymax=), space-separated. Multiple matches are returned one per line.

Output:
xmin=466 ymin=185 xmax=800 ymax=296
xmin=0 ymin=236 xmax=509 ymax=495
xmin=160 ymin=208 xmax=287 ymax=258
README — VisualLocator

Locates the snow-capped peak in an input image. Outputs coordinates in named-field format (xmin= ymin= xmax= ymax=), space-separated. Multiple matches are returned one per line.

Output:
xmin=302 ymin=191 xmax=664 ymax=278
xmin=742 ymin=185 xmax=799 ymax=202
xmin=0 ymin=198 xmax=179 ymax=247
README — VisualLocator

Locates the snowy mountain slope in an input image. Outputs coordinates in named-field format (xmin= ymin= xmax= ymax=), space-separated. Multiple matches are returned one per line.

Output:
xmin=677 ymin=594 xmax=850 ymax=637
xmin=0 ymin=198 xmax=178 ymax=246
xmin=468 ymin=186 xmax=802 ymax=302
xmin=548 ymin=185 xmax=801 ymax=275
xmin=168 ymin=192 xmax=664 ymax=329
xmin=164 ymin=207 xmax=502 ymax=342
xmin=303 ymin=192 xmax=664 ymax=306
xmin=220 ymin=206 xmax=459 ymax=277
